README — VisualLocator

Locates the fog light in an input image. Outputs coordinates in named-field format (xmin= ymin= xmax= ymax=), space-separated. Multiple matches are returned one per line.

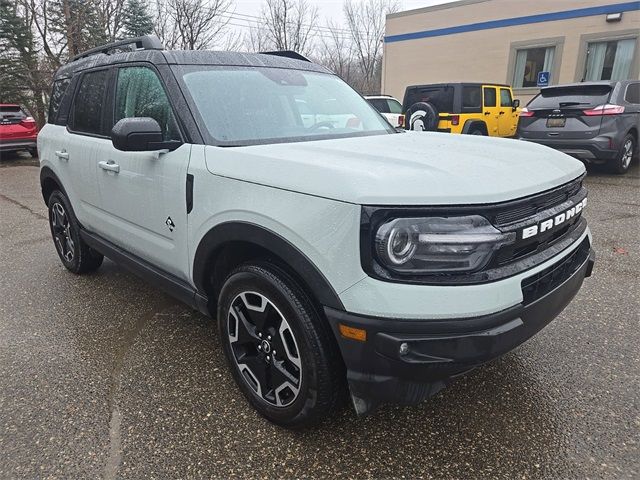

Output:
xmin=399 ymin=342 xmax=409 ymax=356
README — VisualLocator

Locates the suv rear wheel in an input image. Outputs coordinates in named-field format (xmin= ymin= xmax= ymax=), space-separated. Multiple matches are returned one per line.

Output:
xmin=609 ymin=133 xmax=635 ymax=174
xmin=218 ymin=262 xmax=345 ymax=428
xmin=47 ymin=190 xmax=104 ymax=273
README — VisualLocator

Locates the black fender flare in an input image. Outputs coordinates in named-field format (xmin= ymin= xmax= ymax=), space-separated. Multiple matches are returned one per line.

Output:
xmin=462 ymin=120 xmax=488 ymax=135
xmin=39 ymin=167 xmax=66 ymax=203
xmin=192 ymin=222 xmax=345 ymax=310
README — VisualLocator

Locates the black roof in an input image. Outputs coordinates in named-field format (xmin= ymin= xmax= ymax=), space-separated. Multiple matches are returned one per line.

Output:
xmin=54 ymin=36 xmax=331 ymax=80
xmin=405 ymin=82 xmax=512 ymax=90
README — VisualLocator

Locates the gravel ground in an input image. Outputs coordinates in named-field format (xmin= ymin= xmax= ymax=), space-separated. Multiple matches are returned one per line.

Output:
xmin=0 ymin=153 xmax=638 ymax=479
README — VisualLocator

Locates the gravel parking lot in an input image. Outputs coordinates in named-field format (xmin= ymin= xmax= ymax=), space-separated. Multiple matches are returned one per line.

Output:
xmin=0 ymin=153 xmax=638 ymax=479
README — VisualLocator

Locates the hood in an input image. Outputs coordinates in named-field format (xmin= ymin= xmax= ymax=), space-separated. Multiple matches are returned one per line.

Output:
xmin=204 ymin=132 xmax=585 ymax=205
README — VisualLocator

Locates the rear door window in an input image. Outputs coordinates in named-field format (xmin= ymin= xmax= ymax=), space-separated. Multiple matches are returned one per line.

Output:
xmin=482 ymin=88 xmax=496 ymax=107
xmin=625 ymin=83 xmax=640 ymax=104
xmin=528 ymin=85 xmax=612 ymax=109
xmin=71 ymin=69 xmax=109 ymax=135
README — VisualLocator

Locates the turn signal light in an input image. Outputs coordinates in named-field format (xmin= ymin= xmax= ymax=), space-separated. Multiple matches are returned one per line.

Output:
xmin=398 ymin=115 xmax=405 ymax=128
xmin=338 ymin=323 xmax=367 ymax=342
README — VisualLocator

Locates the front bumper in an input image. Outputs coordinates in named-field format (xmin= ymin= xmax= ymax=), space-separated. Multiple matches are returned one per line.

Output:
xmin=519 ymin=135 xmax=617 ymax=163
xmin=325 ymin=238 xmax=595 ymax=414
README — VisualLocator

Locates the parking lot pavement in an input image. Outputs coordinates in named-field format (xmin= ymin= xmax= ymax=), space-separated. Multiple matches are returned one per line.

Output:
xmin=0 ymin=157 xmax=638 ymax=479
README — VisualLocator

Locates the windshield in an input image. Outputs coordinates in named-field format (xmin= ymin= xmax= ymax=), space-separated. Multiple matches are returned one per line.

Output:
xmin=176 ymin=65 xmax=394 ymax=146
xmin=528 ymin=85 xmax=612 ymax=109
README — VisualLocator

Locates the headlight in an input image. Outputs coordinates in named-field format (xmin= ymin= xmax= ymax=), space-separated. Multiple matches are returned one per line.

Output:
xmin=375 ymin=215 xmax=515 ymax=274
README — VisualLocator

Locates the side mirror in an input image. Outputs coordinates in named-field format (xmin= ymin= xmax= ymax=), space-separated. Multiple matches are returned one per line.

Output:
xmin=512 ymin=99 xmax=520 ymax=109
xmin=111 ymin=117 xmax=181 ymax=152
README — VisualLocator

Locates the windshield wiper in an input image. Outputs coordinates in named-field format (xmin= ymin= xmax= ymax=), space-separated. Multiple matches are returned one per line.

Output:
xmin=558 ymin=102 xmax=590 ymax=107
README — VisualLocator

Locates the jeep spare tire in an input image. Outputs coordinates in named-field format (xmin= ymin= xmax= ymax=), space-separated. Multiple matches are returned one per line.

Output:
xmin=406 ymin=102 xmax=439 ymax=131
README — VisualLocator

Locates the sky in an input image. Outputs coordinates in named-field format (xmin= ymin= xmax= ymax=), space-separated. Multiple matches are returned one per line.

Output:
xmin=228 ymin=0 xmax=456 ymax=32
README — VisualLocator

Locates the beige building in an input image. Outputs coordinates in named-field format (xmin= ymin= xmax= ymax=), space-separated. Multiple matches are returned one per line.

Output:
xmin=382 ymin=0 xmax=640 ymax=105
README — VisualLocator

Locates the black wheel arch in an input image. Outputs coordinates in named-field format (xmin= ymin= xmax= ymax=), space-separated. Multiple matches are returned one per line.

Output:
xmin=193 ymin=222 xmax=345 ymax=312
xmin=462 ymin=120 xmax=488 ymax=135
xmin=40 ymin=167 xmax=66 ymax=204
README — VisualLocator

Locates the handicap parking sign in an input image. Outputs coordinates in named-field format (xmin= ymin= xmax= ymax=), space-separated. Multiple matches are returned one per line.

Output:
xmin=537 ymin=71 xmax=550 ymax=87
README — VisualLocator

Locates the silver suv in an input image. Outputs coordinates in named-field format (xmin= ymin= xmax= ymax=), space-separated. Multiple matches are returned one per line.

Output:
xmin=39 ymin=36 xmax=595 ymax=428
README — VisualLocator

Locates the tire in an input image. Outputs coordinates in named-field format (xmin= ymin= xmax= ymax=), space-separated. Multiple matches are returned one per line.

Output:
xmin=47 ymin=190 xmax=104 ymax=274
xmin=469 ymin=129 xmax=485 ymax=135
xmin=28 ymin=147 xmax=37 ymax=158
xmin=217 ymin=262 xmax=345 ymax=428
xmin=405 ymin=102 xmax=439 ymax=132
xmin=608 ymin=134 xmax=635 ymax=174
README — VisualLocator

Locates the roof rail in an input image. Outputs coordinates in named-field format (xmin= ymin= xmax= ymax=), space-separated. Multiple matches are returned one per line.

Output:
xmin=72 ymin=35 xmax=164 ymax=62
xmin=259 ymin=50 xmax=311 ymax=62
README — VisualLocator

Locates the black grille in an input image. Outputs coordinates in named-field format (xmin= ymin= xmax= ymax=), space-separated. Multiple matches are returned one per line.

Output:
xmin=493 ymin=176 xmax=584 ymax=226
xmin=521 ymin=237 xmax=590 ymax=305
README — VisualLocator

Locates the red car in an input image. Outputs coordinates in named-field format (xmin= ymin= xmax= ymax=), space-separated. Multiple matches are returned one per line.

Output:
xmin=0 ymin=104 xmax=39 ymax=157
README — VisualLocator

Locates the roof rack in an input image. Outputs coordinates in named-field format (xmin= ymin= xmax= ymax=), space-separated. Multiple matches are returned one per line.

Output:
xmin=259 ymin=50 xmax=311 ymax=62
xmin=72 ymin=35 xmax=164 ymax=62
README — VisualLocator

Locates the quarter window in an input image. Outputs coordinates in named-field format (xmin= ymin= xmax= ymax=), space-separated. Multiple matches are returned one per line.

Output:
xmin=584 ymin=39 xmax=637 ymax=81
xmin=48 ymin=78 xmax=70 ymax=124
xmin=500 ymin=88 xmax=513 ymax=107
xmin=72 ymin=70 xmax=109 ymax=135
xmin=513 ymin=46 xmax=555 ymax=88
xmin=115 ymin=66 xmax=180 ymax=141
xmin=625 ymin=83 xmax=640 ymax=104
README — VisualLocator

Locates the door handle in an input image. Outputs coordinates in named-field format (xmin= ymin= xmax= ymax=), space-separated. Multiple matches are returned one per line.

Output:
xmin=499 ymin=111 xmax=505 ymax=115
xmin=484 ymin=112 xmax=491 ymax=115
xmin=55 ymin=150 xmax=69 ymax=160
xmin=98 ymin=160 xmax=120 ymax=173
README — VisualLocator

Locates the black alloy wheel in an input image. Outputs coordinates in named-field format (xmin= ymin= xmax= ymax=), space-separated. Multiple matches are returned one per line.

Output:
xmin=218 ymin=263 xmax=345 ymax=428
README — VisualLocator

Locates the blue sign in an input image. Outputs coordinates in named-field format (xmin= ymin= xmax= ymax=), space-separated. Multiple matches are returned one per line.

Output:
xmin=537 ymin=71 xmax=550 ymax=87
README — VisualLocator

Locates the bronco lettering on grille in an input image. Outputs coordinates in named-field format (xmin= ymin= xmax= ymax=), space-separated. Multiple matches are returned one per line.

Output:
xmin=521 ymin=198 xmax=587 ymax=240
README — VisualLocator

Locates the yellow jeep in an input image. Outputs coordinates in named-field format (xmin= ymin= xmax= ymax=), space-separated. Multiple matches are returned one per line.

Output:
xmin=402 ymin=83 xmax=521 ymax=137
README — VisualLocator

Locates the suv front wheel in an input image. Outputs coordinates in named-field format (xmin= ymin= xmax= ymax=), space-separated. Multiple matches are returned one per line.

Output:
xmin=218 ymin=262 xmax=345 ymax=428
xmin=47 ymin=190 xmax=104 ymax=273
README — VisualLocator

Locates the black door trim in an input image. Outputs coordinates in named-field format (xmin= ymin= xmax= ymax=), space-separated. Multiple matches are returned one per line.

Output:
xmin=80 ymin=229 xmax=210 ymax=316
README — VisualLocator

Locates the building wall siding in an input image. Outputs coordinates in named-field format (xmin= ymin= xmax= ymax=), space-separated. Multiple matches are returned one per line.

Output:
xmin=383 ymin=0 xmax=640 ymax=105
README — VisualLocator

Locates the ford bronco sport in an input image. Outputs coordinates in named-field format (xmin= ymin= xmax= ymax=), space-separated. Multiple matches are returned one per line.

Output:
xmin=403 ymin=82 xmax=520 ymax=137
xmin=39 ymin=37 xmax=595 ymax=428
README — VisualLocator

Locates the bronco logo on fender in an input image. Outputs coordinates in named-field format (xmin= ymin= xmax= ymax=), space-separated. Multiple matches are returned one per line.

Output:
xmin=521 ymin=198 xmax=587 ymax=240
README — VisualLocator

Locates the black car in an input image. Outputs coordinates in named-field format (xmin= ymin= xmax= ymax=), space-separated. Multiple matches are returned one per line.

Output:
xmin=518 ymin=81 xmax=639 ymax=174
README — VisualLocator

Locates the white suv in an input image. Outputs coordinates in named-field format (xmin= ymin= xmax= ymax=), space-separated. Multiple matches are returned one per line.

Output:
xmin=364 ymin=95 xmax=404 ymax=128
xmin=39 ymin=37 xmax=595 ymax=428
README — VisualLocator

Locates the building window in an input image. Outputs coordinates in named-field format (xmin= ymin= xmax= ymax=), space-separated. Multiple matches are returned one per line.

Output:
xmin=584 ymin=39 xmax=636 ymax=81
xmin=513 ymin=46 xmax=555 ymax=88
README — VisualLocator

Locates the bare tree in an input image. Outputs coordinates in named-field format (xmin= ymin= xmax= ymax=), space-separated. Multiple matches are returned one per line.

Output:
xmin=243 ymin=24 xmax=270 ymax=52
xmin=316 ymin=20 xmax=355 ymax=85
xmin=164 ymin=0 xmax=231 ymax=50
xmin=344 ymin=0 xmax=398 ymax=93
xmin=96 ymin=0 xmax=127 ymax=42
xmin=260 ymin=0 xmax=318 ymax=54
